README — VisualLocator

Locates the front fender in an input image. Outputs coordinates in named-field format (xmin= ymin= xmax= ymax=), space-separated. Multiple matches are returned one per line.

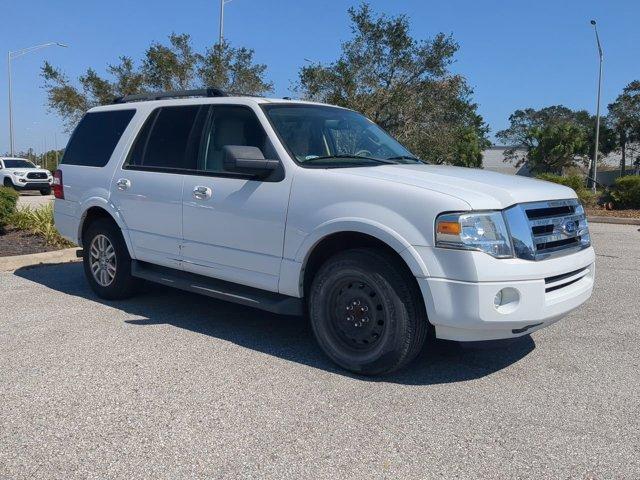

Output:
xmin=278 ymin=218 xmax=430 ymax=297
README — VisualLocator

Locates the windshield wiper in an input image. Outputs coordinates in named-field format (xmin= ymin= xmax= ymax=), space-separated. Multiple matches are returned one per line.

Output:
xmin=303 ymin=154 xmax=399 ymax=164
xmin=386 ymin=155 xmax=424 ymax=163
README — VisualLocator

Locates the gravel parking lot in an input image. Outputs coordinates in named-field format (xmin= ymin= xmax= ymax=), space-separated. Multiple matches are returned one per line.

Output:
xmin=1 ymin=223 xmax=638 ymax=479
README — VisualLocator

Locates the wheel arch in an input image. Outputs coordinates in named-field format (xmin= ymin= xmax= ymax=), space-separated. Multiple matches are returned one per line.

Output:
xmin=290 ymin=220 xmax=430 ymax=299
xmin=77 ymin=200 xmax=134 ymax=256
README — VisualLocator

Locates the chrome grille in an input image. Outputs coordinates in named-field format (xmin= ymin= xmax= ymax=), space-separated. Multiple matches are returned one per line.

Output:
xmin=504 ymin=199 xmax=591 ymax=261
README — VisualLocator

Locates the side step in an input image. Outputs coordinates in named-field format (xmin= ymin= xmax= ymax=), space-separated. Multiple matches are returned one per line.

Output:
xmin=131 ymin=261 xmax=303 ymax=316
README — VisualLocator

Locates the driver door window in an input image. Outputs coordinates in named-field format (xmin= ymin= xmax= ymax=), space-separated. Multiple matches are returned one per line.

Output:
xmin=199 ymin=106 xmax=278 ymax=173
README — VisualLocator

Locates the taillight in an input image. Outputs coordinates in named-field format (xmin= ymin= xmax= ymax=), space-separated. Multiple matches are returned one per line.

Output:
xmin=52 ymin=170 xmax=64 ymax=199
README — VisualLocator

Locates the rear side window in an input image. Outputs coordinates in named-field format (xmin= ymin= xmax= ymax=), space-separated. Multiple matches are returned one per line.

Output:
xmin=126 ymin=106 xmax=205 ymax=170
xmin=62 ymin=110 xmax=135 ymax=167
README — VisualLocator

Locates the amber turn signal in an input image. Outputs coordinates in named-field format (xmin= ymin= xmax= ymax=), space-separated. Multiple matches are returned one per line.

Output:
xmin=437 ymin=221 xmax=461 ymax=235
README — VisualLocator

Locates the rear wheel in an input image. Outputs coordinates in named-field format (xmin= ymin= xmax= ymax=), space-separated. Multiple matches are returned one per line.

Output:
xmin=308 ymin=248 xmax=428 ymax=375
xmin=83 ymin=218 xmax=137 ymax=300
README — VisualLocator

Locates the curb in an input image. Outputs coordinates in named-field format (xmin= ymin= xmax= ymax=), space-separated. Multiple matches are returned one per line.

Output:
xmin=0 ymin=247 xmax=81 ymax=272
xmin=588 ymin=215 xmax=640 ymax=225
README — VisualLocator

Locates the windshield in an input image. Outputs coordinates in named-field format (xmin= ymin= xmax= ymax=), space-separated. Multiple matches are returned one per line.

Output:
xmin=262 ymin=104 xmax=422 ymax=167
xmin=3 ymin=159 xmax=36 ymax=169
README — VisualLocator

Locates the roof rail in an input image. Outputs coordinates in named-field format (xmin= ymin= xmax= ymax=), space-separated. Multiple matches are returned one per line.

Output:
xmin=112 ymin=87 xmax=228 ymax=104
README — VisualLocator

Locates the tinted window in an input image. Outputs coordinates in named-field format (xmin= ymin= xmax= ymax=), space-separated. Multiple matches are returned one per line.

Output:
xmin=3 ymin=159 xmax=36 ymax=168
xmin=200 ymin=106 xmax=277 ymax=173
xmin=126 ymin=106 xmax=204 ymax=170
xmin=263 ymin=105 xmax=416 ymax=167
xmin=62 ymin=110 xmax=135 ymax=167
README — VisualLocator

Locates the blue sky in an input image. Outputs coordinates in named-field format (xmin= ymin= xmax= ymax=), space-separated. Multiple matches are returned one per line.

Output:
xmin=2 ymin=0 xmax=639 ymax=153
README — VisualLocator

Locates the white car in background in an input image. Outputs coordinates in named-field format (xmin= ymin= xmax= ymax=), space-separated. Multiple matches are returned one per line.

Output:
xmin=53 ymin=89 xmax=595 ymax=375
xmin=0 ymin=157 xmax=53 ymax=195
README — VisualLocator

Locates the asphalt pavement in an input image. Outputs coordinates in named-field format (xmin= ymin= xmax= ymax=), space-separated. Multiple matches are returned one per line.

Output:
xmin=0 ymin=222 xmax=638 ymax=479
xmin=16 ymin=192 xmax=54 ymax=209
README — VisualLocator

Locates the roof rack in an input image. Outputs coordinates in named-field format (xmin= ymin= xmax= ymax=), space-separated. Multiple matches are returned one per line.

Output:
xmin=112 ymin=87 xmax=228 ymax=104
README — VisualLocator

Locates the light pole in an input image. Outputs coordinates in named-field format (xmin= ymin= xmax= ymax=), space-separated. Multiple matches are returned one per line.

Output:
xmin=589 ymin=20 xmax=603 ymax=193
xmin=7 ymin=42 xmax=67 ymax=156
xmin=218 ymin=0 xmax=234 ymax=45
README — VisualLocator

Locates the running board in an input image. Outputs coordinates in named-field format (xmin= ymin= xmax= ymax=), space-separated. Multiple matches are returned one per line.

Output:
xmin=131 ymin=261 xmax=303 ymax=316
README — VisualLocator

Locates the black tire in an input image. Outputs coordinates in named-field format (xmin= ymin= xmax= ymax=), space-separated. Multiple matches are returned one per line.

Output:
xmin=40 ymin=188 xmax=51 ymax=195
xmin=3 ymin=178 xmax=15 ymax=189
xmin=82 ymin=218 xmax=137 ymax=300
xmin=308 ymin=248 xmax=428 ymax=375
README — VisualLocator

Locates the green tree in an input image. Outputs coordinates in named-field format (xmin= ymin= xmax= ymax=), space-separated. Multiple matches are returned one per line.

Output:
xmin=528 ymin=123 xmax=589 ymax=174
xmin=496 ymin=105 xmax=615 ymax=173
xmin=297 ymin=3 xmax=489 ymax=167
xmin=199 ymin=43 xmax=272 ymax=95
xmin=42 ymin=34 xmax=273 ymax=131
xmin=143 ymin=33 xmax=200 ymax=91
xmin=608 ymin=80 xmax=640 ymax=176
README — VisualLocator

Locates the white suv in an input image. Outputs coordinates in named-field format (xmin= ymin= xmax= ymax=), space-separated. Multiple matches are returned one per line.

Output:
xmin=53 ymin=89 xmax=595 ymax=375
xmin=1 ymin=157 xmax=53 ymax=195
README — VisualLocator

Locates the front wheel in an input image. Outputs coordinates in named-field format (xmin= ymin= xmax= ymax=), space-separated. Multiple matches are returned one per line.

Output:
xmin=308 ymin=248 xmax=428 ymax=375
xmin=40 ymin=188 xmax=52 ymax=195
xmin=83 ymin=218 xmax=137 ymax=300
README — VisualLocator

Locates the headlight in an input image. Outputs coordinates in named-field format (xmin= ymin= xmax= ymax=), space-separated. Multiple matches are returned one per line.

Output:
xmin=13 ymin=171 xmax=25 ymax=177
xmin=575 ymin=203 xmax=591 ymax=248
xmin=436 ymin=211 xmax=513 ymax=258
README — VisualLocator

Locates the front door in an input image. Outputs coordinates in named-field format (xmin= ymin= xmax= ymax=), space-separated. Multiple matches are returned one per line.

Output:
xmin=181 ymin=105 xmax=292 ymax=292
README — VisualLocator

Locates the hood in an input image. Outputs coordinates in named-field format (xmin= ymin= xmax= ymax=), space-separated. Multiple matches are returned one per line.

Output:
xmin=6 ymin=168 xmax=51 ymax=175
xmin=339 ymin=164 xmax=577 ymax=210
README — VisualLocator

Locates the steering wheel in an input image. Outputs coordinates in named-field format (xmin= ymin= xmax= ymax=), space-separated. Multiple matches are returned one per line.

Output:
xmin=355 ymin=149 xmax=374 ymax=158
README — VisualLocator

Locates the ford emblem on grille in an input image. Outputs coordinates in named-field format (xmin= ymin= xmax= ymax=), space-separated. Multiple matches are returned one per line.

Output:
xmin=562 ymin=220 xmax=577 ymax=235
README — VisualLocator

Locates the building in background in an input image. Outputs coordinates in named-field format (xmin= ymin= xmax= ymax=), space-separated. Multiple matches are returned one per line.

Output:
xmin=481 ymin=146 xmax=530 ymax=176
xmin=482 ymin=145 xmax=639 ymax=186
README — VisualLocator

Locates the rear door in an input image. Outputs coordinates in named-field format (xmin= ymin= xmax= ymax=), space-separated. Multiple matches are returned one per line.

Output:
xmin=111 ymin=105 xmax=207 ymax=268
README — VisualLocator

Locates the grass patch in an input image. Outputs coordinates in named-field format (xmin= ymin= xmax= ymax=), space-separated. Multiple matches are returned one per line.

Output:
xmin=10 ymin=204 xmax=75 ymax=249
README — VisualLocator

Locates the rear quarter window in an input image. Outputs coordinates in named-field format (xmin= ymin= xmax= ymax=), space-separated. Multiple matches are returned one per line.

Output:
xmin=62 ymin=109 xmax=136 ymax=167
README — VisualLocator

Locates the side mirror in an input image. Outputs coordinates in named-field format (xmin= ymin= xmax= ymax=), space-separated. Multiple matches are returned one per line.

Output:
xmin=222 ymin=146 xmax=279 ymax=177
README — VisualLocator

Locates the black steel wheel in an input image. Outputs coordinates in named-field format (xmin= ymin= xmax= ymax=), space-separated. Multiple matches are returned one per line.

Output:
xmin=327 ymin=277 xmax=387 ymax=350
xmin=308 ymin=248 xmax=428 ymax=375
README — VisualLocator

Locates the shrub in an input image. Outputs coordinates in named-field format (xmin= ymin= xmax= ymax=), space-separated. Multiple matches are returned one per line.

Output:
xmin=611 ymin=175 xmax=640 ymax=209
xmin=0 ymin=187 xmax=19 ymax=232
xmin=536 ymin=173 xmax=597 ymax=207
xmin=9 ymin=204 xmax=75 ymax=248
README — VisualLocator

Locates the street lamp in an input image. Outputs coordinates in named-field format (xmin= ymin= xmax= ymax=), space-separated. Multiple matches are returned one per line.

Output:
xmin=589 ymin=20 xmax=603 ymax=193
xmin=218 ymin=0 xmax=234 ymax=46
xmin=7 ymin=42 xmax=67 ymax=156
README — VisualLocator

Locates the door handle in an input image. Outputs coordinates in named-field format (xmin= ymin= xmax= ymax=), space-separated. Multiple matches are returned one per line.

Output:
xmin=192 ymin=185 xmax=212 ymax=200
xmin=116 ymin=178 xmax=131 ymax=191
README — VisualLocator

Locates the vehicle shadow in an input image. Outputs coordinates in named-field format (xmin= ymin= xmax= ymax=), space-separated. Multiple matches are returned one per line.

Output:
xmin=14 ymin=262 xmax=535 ymax=385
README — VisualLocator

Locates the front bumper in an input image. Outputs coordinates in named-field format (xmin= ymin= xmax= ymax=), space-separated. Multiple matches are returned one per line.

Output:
xmin=416 ymin=246 xmax=595 ymax=341
xmin=11 ymin=179 xmax=52 ymax=191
